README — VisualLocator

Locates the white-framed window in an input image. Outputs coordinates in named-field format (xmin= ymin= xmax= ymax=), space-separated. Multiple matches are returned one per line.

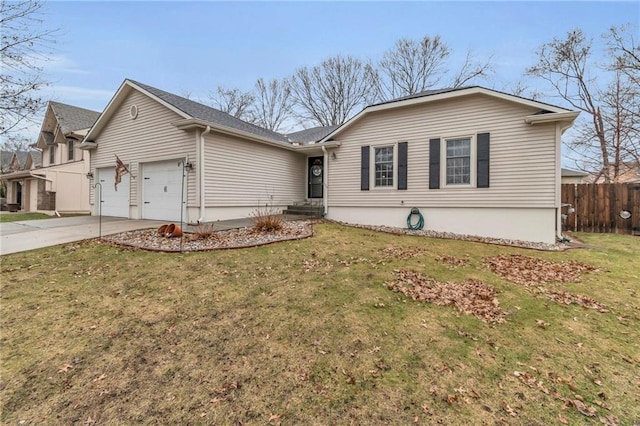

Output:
xmin=49 ymin=146 xmax=55 ymax=165
xmin=67 ymin=140 xmax=74 ymax=161
xmin=374 ymin=145 xmax=394 ymax=187
xmin=442 ymin=136 xmax=475 ymax=187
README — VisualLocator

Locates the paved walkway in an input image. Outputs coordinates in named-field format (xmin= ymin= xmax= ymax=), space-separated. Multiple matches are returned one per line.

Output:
xmin=0 ymin=216 xmax=167 ymax=255
xmin=0 ymin=214 xmax=310 ymax=255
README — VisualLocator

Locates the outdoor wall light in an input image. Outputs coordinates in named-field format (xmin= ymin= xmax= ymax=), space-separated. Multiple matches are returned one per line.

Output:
xmin=184 ymin=161 xmax=194 ymax=171
xmin=85 ymin=172 xmax=94 ymax=180
xmin=331 ymin=152 xmax=337 ymax=160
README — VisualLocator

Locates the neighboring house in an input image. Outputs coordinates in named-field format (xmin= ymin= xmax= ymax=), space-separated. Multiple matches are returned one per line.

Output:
xmin=1 ymin=150 xmax=41 ymax=210
xmin=3 ymin=102 xmax=100 ymax=213
xmin=561 ymin=168 xmax=588 ymax=184
xmin=587 ymin=162 xmax=640 ymax=184
xmin=82 ymin=80 xmax=578 ymax=244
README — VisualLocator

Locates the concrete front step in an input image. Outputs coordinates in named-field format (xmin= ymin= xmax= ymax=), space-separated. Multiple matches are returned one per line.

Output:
xmin=283 ymin=204 xmax=324 ymax=217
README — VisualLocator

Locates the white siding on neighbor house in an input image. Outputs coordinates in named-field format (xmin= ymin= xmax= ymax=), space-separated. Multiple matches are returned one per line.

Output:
xmin=203 ymin=132 xmax=305 ymax=210
xmin=328 ymin=94 xmax=559 ymax=209
xmin=89 ymin=89 xmax=196 ymax=214
xmin=43 ymin=160 xmax=90 ymax=213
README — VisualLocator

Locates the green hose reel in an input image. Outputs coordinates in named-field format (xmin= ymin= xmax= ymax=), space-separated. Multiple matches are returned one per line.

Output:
xmin=407 ymin=207 xmax=424 ymax=230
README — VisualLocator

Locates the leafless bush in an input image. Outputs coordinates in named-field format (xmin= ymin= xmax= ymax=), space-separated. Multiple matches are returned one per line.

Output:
xmin=192 ymin=222 xmax=217 ymax=240
xmin=250 ymin=207 xmax=284 ymax=233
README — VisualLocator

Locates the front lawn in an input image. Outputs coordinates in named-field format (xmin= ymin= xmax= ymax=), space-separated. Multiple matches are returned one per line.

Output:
xmin=1 ymin=224 xmax=638 ymax=424
xmin=0 ymin=212 xmax=53 ymax=223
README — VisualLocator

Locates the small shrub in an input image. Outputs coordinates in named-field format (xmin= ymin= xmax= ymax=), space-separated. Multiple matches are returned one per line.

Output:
xmin=192 ymin=222 xmax=217 ymax=240
xmin=251 ymin=207 xmax=284 ymax=233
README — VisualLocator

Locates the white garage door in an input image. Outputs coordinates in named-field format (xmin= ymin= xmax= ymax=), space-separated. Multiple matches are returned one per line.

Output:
xmin=97 ymin=166 xmax=129 ymax=217
xmin=142 ymin=159 xmax=184 ymax=222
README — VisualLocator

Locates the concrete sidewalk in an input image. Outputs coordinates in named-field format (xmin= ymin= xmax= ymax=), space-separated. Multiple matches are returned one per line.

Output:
xmin=0 ymin=214 xmax=310 ymax=255
xmin=0 ymin=216 xmax=165 ymax=255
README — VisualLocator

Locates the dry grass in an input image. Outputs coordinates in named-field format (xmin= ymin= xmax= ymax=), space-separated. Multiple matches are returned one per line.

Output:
xmin=250 ymin=207 xmax=284 ymax=232
xmin=190 ymin=222 xmax=217 ymax=240
xmin=1 ymin=224 xmax=639 ymax=425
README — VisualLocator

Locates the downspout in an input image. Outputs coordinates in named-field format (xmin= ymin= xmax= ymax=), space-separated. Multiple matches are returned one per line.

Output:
xmin=321 ymin=145 xmax=328 ymax=217
xmin=556 ymin=122 xmax=573 ymax=241
xmin=198 ymin=126 xmax=211 ymax=223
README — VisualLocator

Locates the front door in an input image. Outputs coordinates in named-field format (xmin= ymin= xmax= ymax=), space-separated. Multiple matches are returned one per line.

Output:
xmin=308 ymin=156 xmax=323 ymax=199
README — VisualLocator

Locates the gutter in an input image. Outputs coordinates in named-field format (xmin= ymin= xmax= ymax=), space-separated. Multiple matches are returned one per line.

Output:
xmin=524 ymin=111 xmax=580 ymax=125
xmin=199 ymin=126 xmax=211 ymax=222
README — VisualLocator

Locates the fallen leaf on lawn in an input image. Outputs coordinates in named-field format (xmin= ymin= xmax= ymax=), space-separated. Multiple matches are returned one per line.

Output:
xmin=572 ymin=399 xmax=597 ymax=417
xmin=484 ymin=255 xmax=597 ymax=285
xmin=558 ymin=414 xmax=569 ymax=424
xmin=92 ymin=374 xmax=106 ymax=382
xmin=503 ymin=402 xmax=518 ymax=417
xmin=59 ymin=364 xmax=73 ymax=373
xmin=599 ymin=414 xmax=619 ymax=425
xmin=536 ymin=319 xmax=550 ymax=329
xmin=386 ymin=270 xmax=505 ymax=323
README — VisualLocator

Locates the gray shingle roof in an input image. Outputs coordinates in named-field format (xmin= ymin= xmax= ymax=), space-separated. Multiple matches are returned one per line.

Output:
xmin=128 ymin=80 xmax=290 ymax=143
xmin=49 ymin=102 xmax=101 ymax=134
xmin=371 ymin=88 xmax=466 ymax=107
xmin=287 ymin=125 xmax=340 ymax=143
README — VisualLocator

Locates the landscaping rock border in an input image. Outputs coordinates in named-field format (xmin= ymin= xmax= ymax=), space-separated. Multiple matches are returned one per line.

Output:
xmin=101 ymin=220 xmax=315 ymax=252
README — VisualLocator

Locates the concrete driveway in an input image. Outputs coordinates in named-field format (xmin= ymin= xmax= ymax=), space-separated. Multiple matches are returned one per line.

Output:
xmin=0 ymin=216 xmax=165 ymax=255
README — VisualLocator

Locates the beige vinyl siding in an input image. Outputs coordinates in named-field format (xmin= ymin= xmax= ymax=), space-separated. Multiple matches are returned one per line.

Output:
xmin=204 ymin=132 xmax=305 ymax=207
xmin=90 ymin=89 xmax=196 ymax=206
xmin=329 ymin=94 xmax=558 ymax=208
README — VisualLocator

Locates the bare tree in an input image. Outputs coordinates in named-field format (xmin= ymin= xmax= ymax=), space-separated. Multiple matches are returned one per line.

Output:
xmin=450 ymin=50 xmax=494 ymax=88
xmin=378 ymin=36 xmax=450 ymax=99
xmin=1 ymin=135 xmax=32 ymax=152
xmin=250 ymin=78 xmax=294 ymax=132
xmin=289 ymin=55 xmax=378 ymax=126
xmin=1 ymin=0 xmax=56 ymax=137
xmin=376 ymin=35 xmax=493 ymax=100
xmin=208 ymin=86 xmax=255 ymax=122
xmin=607 ymin=24 xmax=640 ymax=85
xmin=528 ymin=27 xmax=639 ymax=182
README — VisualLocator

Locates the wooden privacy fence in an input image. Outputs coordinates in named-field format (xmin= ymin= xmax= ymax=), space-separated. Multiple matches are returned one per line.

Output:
xmin=561 ymin=183 xmax=640 ymax=235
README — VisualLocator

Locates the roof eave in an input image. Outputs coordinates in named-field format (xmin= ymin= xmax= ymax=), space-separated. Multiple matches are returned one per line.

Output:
xmin=79 ymin=141 xmax=98 ymax=150
xmin=524 ymin=111 xmax=580 ymax=125
xmin=171 ymin=118 xmax=296 ymax=151
xmin=292 ymin=141 xmax=342 ymax=152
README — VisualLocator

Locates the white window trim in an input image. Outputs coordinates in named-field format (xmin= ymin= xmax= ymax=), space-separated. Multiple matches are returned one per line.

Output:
xmin=371 ymin=143 xmax=397 ymax=190
xmin=441 ymin=135 xmax=476 ymax=188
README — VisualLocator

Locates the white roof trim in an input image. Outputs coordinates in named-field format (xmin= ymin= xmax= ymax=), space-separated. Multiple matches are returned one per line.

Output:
xmin=524 ymin=111 xmax=580 ymax=125
xmin=82 ymin=79 xmax=191 ymax=143
xmin=320 ymin=87 xmax=577 ymax=142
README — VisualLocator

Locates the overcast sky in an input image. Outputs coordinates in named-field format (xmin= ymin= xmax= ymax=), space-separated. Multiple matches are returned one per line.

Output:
xmin=11 ymin=1 xmax=640 ymax=144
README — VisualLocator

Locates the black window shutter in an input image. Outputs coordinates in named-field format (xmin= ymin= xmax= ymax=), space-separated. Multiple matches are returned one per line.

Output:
xmin=477 ymin=133 xmax=490 ymax=188
xmin=398 ymin=142 xmax=408 ymax=190
xmin=429 ymin=138 xmax=440 ymax=189
xmin=361 ymin=145 xmax=370 ymax=191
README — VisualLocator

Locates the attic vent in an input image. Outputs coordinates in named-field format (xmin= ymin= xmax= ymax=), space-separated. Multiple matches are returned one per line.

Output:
xmin=130 ymin=105 xmax=138 ymax=119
